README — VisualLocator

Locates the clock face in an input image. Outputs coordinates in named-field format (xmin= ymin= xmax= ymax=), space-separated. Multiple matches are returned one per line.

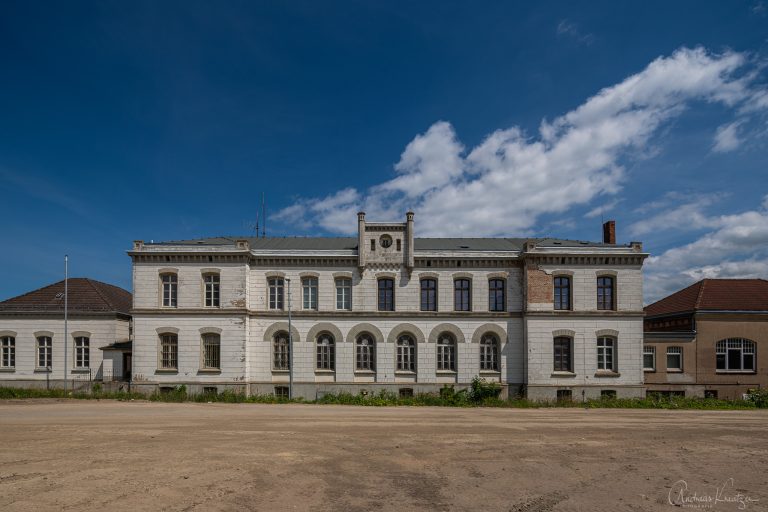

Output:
xmin=379 ymin=235 xmax=393 ymax=248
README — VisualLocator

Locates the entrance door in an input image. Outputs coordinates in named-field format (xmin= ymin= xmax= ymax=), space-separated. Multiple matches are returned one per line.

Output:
xmin=122 ymin=353 xmax=132 ymax=381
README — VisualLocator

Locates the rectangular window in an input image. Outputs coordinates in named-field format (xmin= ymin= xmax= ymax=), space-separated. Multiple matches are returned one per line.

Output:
xmin=335 ymin=278 xmax=352 ymax=310
xmin=601 ymin=389 xmax=617 ymax=399
xmin=378 ymin=278 xmax=395 ymax=311
xmin=454 ymin=279 xmax=471 ymax=311
xmin=554 ymin=276 xmax=571 ymax=310
xmin=556 ymin=389 xmax=572 ymax=402
xmin=74 ymin=336 xmax=90 ymax=368
xmin=37 ymin=336 xmax=52 ymax=369
xmin=488 ymin=279 xmax=505 ymax=312
xmin=420 ymin=279 xmax=437 ymax=311
xmin=396 ymin=336 xmax=416 ymax=372
xmin=399 ymin=387 xmax=414 ymax=398
xmin=202 ymin=334 xmax=220 ymax=369
xmin=356 ymin=336 xmax=375 ymax=371
xmin=204 ymin=274 xmax=220 ymax=307
xmin=273 ymin=334 xmax=290 ymax=370
xmin=370 ymin=239 xmax=375 ymax=251
xmin=553 ymin=337 xmax=572 ymax=372
xmin=437 ymin=336 xmax=456 ymax=371
xmin=160 ymin=334 xmax=178 ymax=369
xmin=161 ymin=274 xmax=178 ymax=307
xmin=316 ymin=334 xmax=335 ymax=371
xmin=302 ymin=277 xmax=318 ymax=310
xmin=274 ymin=386 xmax=289 ymax=399
xmin=643 ymin=346 xmax=656 ymax=371
xmin=268 ymin=277 xmax=284 ymax=310
xmin=704 ymin=390 xmax=718 ymax=399
xmin=1 ymin=336 xmax=15 ymax=368
xmin=597 ymin=337 xmax=615 ymax=371
xmin=666 ymin=346 xmax=682 ymax=371
xmin=717 ymin=338 xmax=756 ymax=371
xmin=396 ymin=239 xmax=402 ymax=251
xmin=597 ymin=276 xmax=615 ymax=310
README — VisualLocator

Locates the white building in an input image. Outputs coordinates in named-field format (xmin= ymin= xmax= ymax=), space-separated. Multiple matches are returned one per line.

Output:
xmin=128 ymin=213 xmax=647 ymax=400
xmin=0 ymin=278 xmax=132 ymax=389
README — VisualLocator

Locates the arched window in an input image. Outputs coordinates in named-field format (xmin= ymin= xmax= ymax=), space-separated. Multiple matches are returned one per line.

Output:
xmin=597 ymin=337 xmax=616 ymax=371
xmin=554 ymin=276 xmax=571 ymax=310
xmin=454 ymin=279 xmax=471 ymax=311
xmin=74 ymin=336 xmax=90 ymax=368
xmin=597 ymin=276 xmax=615 ymax=310
xmin=396 ymin=334 xmax=416 ymax=372
xmin=420 ymin=279 xmax=437 ymax=311
xmin=202 ymin=333 xmax=221 ymax=369
xmin=1 ymin=336 xmax=15 ymax=368
xmin=480 ymin=334 xmax=499 ymax=371
xmin=553 ymin=336 xmax=572 ymax=372
xmin=356 ymin=333 xmax=376 ymax=371
xmin=204 ymin=273 xmax=220 ymax=307
xmin=159 ymin=333 xmax=178 ymax=369
xmin=437 ymin=333 xmax=456 ymax=371
xmin=488 ymin=279 xmax=505 ymax=312
xmin=316 ymin=333 xmax=335 ymax=371
xmin=716 ymin=339 xmax=756 ymax=372
xmin=273 ymin=331 xmax=290 ymax=370
xmin=378 ymin=278 xmax=395 ymax=311
xmin=161 ymin=273 xmax=178 ymax=307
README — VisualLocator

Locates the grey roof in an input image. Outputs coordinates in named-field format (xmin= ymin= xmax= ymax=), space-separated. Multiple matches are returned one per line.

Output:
xmin=147 ymin=236 xmax=613 ymax=252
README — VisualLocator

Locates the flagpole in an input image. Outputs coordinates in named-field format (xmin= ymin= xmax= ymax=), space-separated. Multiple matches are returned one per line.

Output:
xmin=64 ymin=255 xmax=68 ymax=392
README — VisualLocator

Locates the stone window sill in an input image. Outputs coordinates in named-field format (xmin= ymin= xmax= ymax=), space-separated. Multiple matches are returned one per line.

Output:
xmin=354 ymin=370 xmax=376 ymax=375
xmin=594 ymin=371 xmax=621 ymax=378
xmin=551 ymin=371 xmax=576 ymax=378
xmin=394 ymin=371 xmax=416 ymax=376
xmin=436 ymin=370 xmax=457 ymax=375
xmin=0 ymin=367 xmax=16 ymax=372
xmin=34 ymin=368 xmax=53 ymax=373
xmin=155 ymin=368 xmax=178 ymax=374
xmin=315 ymin=369 xmax=335 ymax=374
xmin=666 ymin=369 xmax=683 ymax=373
xmin=71 ymin=368 xmax=91 ymax=374
xmin=272 ymin=369 xmax=290 ymax=374
xmin=643 ymin=369 xmax=656 ymax=373
xmin=715 ymin=370 xmax=756 ymax=374
xmin=480 ymin=370 xmax=501 ymax=375
xmin=198 ymin=368 xmax=221 ymax=374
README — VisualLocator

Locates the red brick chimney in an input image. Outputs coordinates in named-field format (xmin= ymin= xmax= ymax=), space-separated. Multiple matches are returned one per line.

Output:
xmin=602 ymin=220 xmax=616 ymax=245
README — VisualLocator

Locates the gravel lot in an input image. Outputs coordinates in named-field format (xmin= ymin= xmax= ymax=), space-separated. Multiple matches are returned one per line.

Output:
xmin=0 ymin=400 xmax=766 ymax=511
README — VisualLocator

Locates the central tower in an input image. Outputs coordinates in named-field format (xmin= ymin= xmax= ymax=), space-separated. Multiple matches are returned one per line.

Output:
xmin=357 ymin=211 xmax=415 ymax=273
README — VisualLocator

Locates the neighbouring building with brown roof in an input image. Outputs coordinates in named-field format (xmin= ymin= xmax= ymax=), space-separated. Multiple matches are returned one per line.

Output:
xmin=0 ymin=278 xmax=132 ymax=389
xmin=644 ymin=279 xmax=768 ymax=399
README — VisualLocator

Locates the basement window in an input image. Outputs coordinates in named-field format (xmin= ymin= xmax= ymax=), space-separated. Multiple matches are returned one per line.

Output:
xmin=274 ymin=386 xmax=289 ymax=399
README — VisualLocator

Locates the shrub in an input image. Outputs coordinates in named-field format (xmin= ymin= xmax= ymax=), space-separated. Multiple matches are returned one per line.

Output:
xmin=745 ymin=388 xmax=768 ymax=408
xmin=468 ymin=377 xmax=501 ymax=403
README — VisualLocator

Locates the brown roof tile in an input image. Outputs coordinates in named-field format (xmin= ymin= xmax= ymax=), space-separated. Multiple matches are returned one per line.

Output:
xmin=645 ymin=279 xmax=768 ymax=317
xmin=0 ymin=278 xmax=132 ymax=314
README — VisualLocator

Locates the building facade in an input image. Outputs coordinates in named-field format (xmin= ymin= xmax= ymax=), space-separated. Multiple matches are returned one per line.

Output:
xmin=0 ymin=278 xmax=132 ymax=389
xmin=644 ymin=279 xmax=768 ymax=400
xmin=128 ymin=213 xmax=647 ymax=400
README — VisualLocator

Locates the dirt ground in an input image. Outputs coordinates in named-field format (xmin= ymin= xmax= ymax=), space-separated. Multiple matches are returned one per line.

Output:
xmin=0 ymin=401 xmax=766 ymax=512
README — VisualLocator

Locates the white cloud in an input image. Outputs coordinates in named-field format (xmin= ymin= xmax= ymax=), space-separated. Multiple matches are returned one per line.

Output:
xmin=585 ymin=199 xmax=622 ymax=219
xmin=556 ymin=20 xmax=595 ymax=46
xmin=628 ymin=193 xmax=725 ymax=236
xmin=644 ymin=198 xmax=768 ymax=302
xmin=712 ymin=121 xmax=743 ymax=152
xmin=274 ymin=47 xmax=767 ymax=238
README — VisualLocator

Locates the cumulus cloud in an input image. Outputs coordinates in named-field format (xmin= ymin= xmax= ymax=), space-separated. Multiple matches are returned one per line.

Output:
xmin=644 ymin=197 xmax=768 ymax=302
xmin=628 ymin=193 xmax=726 ymax=236
xmin=585 ymin=199 xmax=622 ymax=219
xmin=712 ymin=121 xmax=743 ymax=152
xmin=274 ymin=47 xmax=767 ymax=237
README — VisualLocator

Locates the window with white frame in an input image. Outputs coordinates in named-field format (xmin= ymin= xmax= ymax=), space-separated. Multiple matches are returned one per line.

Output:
xmin=335 ymin=278 xmax=352 ymax=310
xmin=273 ymin=331 xmax=290 ymax=370
xmin=268 ymin=277 xmax=285 ymax=310
xmin=204 ymin=274 xmax=220 ymax=307
xmin=1 ymin=336 xmax=15 ymax=368
xmin=74 ymin=336 xmax=90 ymax=368
xmin=302 ymin=277 xmax=318 ymax=310
xmin=666 ymin=346 xmax=683 ymax=371
xmin=316 ymin=333 xmax=335 ymax=371
xmin=437 ymin=333 xmax=456 ymax=371
xmin=37 ymin=336 xmax=52 ymax=369
xmin=596 ymin=337 xmax=616 ymax=371
xmin=160 ymin=333 xmax=178 ymax=369
xmin=643 ymin=345 xmax=656 ymax=371
xmin=396 ymin=334 xmax=416 ymax=372
xmin=161 ymin=273 xmax=178 ymax=307
xmin=202 ymin=333 xmax=220 ymax=369
xmin=480 ymin=334 xmax=499 ymax=371
xmin=355 ymin=333 xmax=375 ymax=371
xmin=716 ymin=338 xmax=756 ymax=372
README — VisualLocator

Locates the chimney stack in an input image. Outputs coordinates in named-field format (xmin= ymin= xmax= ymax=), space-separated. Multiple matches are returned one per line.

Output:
xmin=357 ymin=212 xmax=366 ymax=268
xmin=602 ymin=220 xmax=616 ymax=245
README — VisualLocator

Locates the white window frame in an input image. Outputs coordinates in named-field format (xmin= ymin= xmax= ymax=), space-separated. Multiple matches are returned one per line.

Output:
xmin=1 ymin=336 xmax=15 ymax=368
xmin=37 ymin=336 xmax=52 ymax=369
xmin=159 ymin=333 xmax=178 ymax=370
xmin=355 ymin=334 xmax=375 ymax=372
xmin=716 ymin=338 xmax=756 ymax=372
xmin=596 ymin=337 xmax=616 ymax=372
xmin=437 ymin=333 xmax=456 ymax=372
xmin=396 ymin=334 xmax=416 ymax=372
xmin=643 ymin=345 xmax=656 ymax=371
xmin=480 ymin=334 xmax=499 ymax=371
xmin=273 ymin=331 xmax=290 ymax=371
xmin=202 ymin=333 xmax=221 ymax=370
xmin=335 ymin=278 xmax=352 ymax=310
xmin=161 ymin=273 xmax=178 ymax=308
xmin=74 ymin=336 xmax=90 ymax=369
xmin=204 ymin=273 xmax=220 ymax=308
xmin=302 ymin=277 xmax=318 ymax=310
xmin=268 ymin=278 xmax=285 ymax=310
xmin=666 ymin=346 xmax=683 ymax=371
xmin=316 ymin=333 xmax=335 ymax=371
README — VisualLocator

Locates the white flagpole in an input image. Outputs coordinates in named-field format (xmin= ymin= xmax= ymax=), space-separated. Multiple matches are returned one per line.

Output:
xmin=64 ymin=255 xmax=68 ymax=392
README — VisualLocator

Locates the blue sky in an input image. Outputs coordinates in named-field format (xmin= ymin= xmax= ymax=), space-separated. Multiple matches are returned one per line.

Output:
xmin=1 ymin=1 xmax=767 ymax=303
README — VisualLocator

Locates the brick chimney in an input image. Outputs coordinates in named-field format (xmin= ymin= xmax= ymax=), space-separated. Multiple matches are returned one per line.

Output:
xmin=602 ymin=220 xmax=616 ymax=245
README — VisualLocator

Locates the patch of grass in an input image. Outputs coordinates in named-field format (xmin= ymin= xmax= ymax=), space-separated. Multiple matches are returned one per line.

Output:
xmin=0 ymin=386 xmax=144 ymax=401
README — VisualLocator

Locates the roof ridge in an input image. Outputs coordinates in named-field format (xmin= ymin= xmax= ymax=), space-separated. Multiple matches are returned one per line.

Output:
xmin=695 ymin=279 xmax=708 ymax=310
xmin=86 ymin=279 xmax=114 ymax=309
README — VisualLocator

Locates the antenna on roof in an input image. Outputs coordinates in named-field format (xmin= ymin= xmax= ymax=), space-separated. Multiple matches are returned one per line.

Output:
xmin=254 ymin=206 xmax=260 ymax=237
xmin=261 ymin=192 xmax=266 ymax=238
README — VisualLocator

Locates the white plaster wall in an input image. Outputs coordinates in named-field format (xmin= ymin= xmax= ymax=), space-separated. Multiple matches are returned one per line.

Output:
xmin=131 ymin=314 xmax=247 ymax=384
xmin=0 ymin=317 xmax=126 ymax=381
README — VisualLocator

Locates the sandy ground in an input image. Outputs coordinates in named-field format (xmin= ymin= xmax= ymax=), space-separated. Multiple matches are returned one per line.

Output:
xmin=0 ymin=401 xmax=766 ymax=512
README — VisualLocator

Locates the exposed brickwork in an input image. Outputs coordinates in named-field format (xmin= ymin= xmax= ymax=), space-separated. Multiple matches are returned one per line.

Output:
xmin=526 ymin=267 xmax=553 ymax=304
